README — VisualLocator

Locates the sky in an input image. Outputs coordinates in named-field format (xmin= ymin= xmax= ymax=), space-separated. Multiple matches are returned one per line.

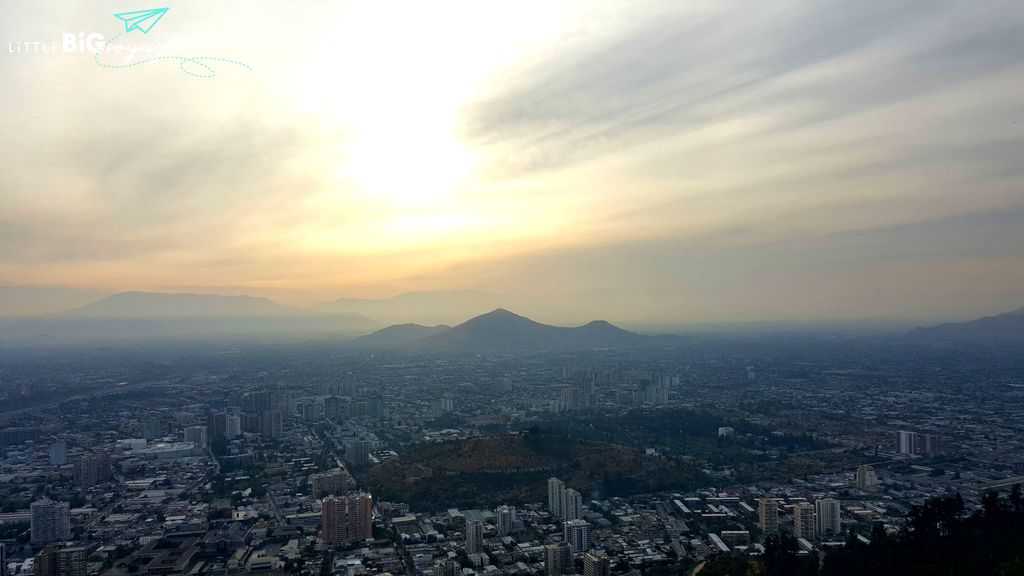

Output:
xmin=1 ymin=0 xmax=1023 ymax=325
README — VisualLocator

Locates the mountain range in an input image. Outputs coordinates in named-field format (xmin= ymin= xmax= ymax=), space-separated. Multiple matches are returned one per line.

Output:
xmin=68 ymin=291 xmax=297 ymax=318
xmin=909 ymin=307 xmax=1024 ymax=346
xmin=318 ymin=290 xmax=503 ymax=326
xmin=3 ymin=288 xmax=1023 ymax=350
xmin=350 ymin=308 xmax=645 ymax=353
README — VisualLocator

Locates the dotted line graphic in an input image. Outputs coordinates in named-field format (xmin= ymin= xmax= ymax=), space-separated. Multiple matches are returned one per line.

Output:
xmin=94 ymin=32 xmax=251 ymax=78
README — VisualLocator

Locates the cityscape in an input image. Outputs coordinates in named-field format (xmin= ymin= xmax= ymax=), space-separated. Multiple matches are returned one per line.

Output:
xmin=2 ymin=306 xmax=1024 ymax=575
xmin=3 ymin=1 xmax=1024 ymax=575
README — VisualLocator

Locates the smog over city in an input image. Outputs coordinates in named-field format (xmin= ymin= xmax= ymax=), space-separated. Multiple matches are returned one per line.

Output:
xmin=2 ymin=3 xmax=1024 ymax=576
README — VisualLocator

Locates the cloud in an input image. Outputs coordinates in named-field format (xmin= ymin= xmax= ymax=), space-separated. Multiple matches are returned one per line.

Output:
xmin=1 ymin=0 xmax=1022 ymax=323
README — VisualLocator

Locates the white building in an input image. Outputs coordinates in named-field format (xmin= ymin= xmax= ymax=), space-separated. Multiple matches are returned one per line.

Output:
xmin=496 ymin=505 xmax=516 ymax=536
xmin=563 ymin=489 xmax=583 ymax=521
xmin=815 ymin=498 xmax=841 ymax=538
xmin=564 ymin=519 xmax=591 ymax=553
xmin=793 ymin=502 xmax=816 ymax=541
xmin=547 ymin=477 xmax=565 ymax=518
xmin=465 ymin=519 xmax=484 ymax=554
xmin=184 ymin=425 xmax=208 ymax=448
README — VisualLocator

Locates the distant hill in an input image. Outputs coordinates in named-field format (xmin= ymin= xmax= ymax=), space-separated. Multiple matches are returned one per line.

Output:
xmin=349 ymin=323 xmax=451 ymax=349
xmin=2 ymin=291 xmax=375 ymax=345
xmin=351 ymin=308 xmax=646 ymax=353
xmin=319 ymin=290 xmax=502 ymax=325
xmin=910 ymin=307 xmax=1024 ymax=346
xmin=67 ymin=291 xmax=296 ymax=318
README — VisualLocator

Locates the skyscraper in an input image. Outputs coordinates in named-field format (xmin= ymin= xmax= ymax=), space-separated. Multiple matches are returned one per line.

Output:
xmin=815 ymin=498 xmax=841 ymax=538
xmin=564 ymin=519 xmax=592 ymax=553
xmin=225 ymin=414 xmax=241 ymax=439
xmin=793 ymin=502 xmax=816 ymax=541
xmin=207 ymin=412 xmax=227 ymax=444
xmin=544 ymin=543 xmax=570 ymax=576
xmin=74 ymin=452 xmax=112 ymax=489
xmin=321 ymin=492 xmax=373 ymax=545
xmin=184 ymin=425 xmax=208 ymax=448
xmin=325 ymin=396 xmax=346 ymax=422
xmin=311 ymin=468 xmax=353 ymax=498
xmin=30 ymin=500 xmax=70 ymax=544
xmin=349 ymin=492 xmax=373 ymax=541
xmin=433 ymin=559 xmax=460 ymax=576
xmin=48 ymin=441 xmax=66 ymax=466
xmin=758 ymin=498 xmax=779 ymax=535
xmin=465 ymin=519 xmax=484 ymax=554
xmin=496 ymin=505 xmax=516 ymax=536
xmin=548 ymin=477 xmax=565 ymax=518
xmin=856 ymin=464 xmax=879 ymax=490
xmin=582 ymin=552 xmax=610 ymax=576
xmin=321 ymin=494 xmax=345 ymax=545
xmin=563 ymin=488 xmax=583 ymax=521
xmin=897 ymin=430 xmax=942 ymax=456
xmin=33 ymin=546 xmax=86 ymax=576
xmin=142 ymin=418 xmax=164 ymax=440
xmin=260 ymin=410 xmax=283 ymax=438
xmin=345 ymin=439 xmax=372 ymax=469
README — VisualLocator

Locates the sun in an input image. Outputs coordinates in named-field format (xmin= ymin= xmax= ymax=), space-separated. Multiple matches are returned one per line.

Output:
xmin=343 ymin=113 xmax=475 ymax=210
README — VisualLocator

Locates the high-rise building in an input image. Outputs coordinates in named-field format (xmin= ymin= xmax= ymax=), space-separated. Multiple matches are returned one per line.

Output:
xmin=30 ymin=500 xmax=70 ymax=544
xmin=758 ymin=498 xmax=779 ymax=535
xmin=856 ymin=464 xmax=879 ymax=490
xmin=582 ymin=552 xmax=610 ymax=576
xmin=563 ymin=488 xmax=583 ymax=521
xmin=74 ymin=452 xmax=112 ymax=489
xmin=548 ymin=477 xmax=565 ymax=518
xmin=321 ymin=495 xmax=346 ymax=545
xmin=1 ymin=542 xmax=7 ymax=576
xmin=897 ymin=431 xmax=942 ymax=456
xmin=465 ymin=519 xmax=484 ymax=554
xmin=225 ymin=415 xmax=241 ymax=439
xmin=325 ymin=396 xmax=346 ymax=422
xmin=301 ymin=401 xmax=320 ymax=422
xmin=245 ymin=390 xmax=275 ymax=413
xmin=793 ymin=502 xmax=816 ymax=541
xmin=207 ymin=412 xmax=227 ymax=444
xmin=434 ymin=397 xmax=455 ymax=416
xmin=142 ymin=418 xmax=164 ymax=440
xmin=260 ymin=410 xmax=283 ymax=438
xmin=433 ymin=559 xmax=460 ymax=576
xmin=184 ymin=425 xmax=208 ymax=448
xmin=345 ymin=439 xmax=372 ymax=469
xmin=241 ymin=412 xmax=260 ymax=434
xmin=564 ymin=519 xmax=592 ymax=553
xmin=815 ymin=498 xmax=841 ymax=538
xmin=496 ymin=505 xmax=516 ymax=536
xmin=33 ymin=547 xmax=86 ymax=576
xmin=48 ymin=441 xmax=66 ymax=466
xmin=349 ymin=492 xmax=373 ymax=541
xmin=544 ymin=543 xmax=571 ymax=576
xmin=321 ymin=492 xmax=373 ymax=545
xmin=311 ymin=468 xmax=353 ymax=498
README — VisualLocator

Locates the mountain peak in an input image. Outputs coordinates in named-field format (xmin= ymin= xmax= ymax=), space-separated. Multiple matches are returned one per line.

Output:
xmin=911 ymin=306 xmax=1024 ymax=346
xmin=481 ymin=308 xmax=522 ymax=318
xmin=67 ymin=291 xmax=292 ymax=318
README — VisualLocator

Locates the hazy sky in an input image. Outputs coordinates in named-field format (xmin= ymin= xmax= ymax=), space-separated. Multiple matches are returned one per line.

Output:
xmin=1 ymin=0 xmax=1023 ymax=324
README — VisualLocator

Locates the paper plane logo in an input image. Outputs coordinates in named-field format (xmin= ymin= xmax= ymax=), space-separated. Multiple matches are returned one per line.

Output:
xmin=113 ymin=7 xmax=169 ymax=34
